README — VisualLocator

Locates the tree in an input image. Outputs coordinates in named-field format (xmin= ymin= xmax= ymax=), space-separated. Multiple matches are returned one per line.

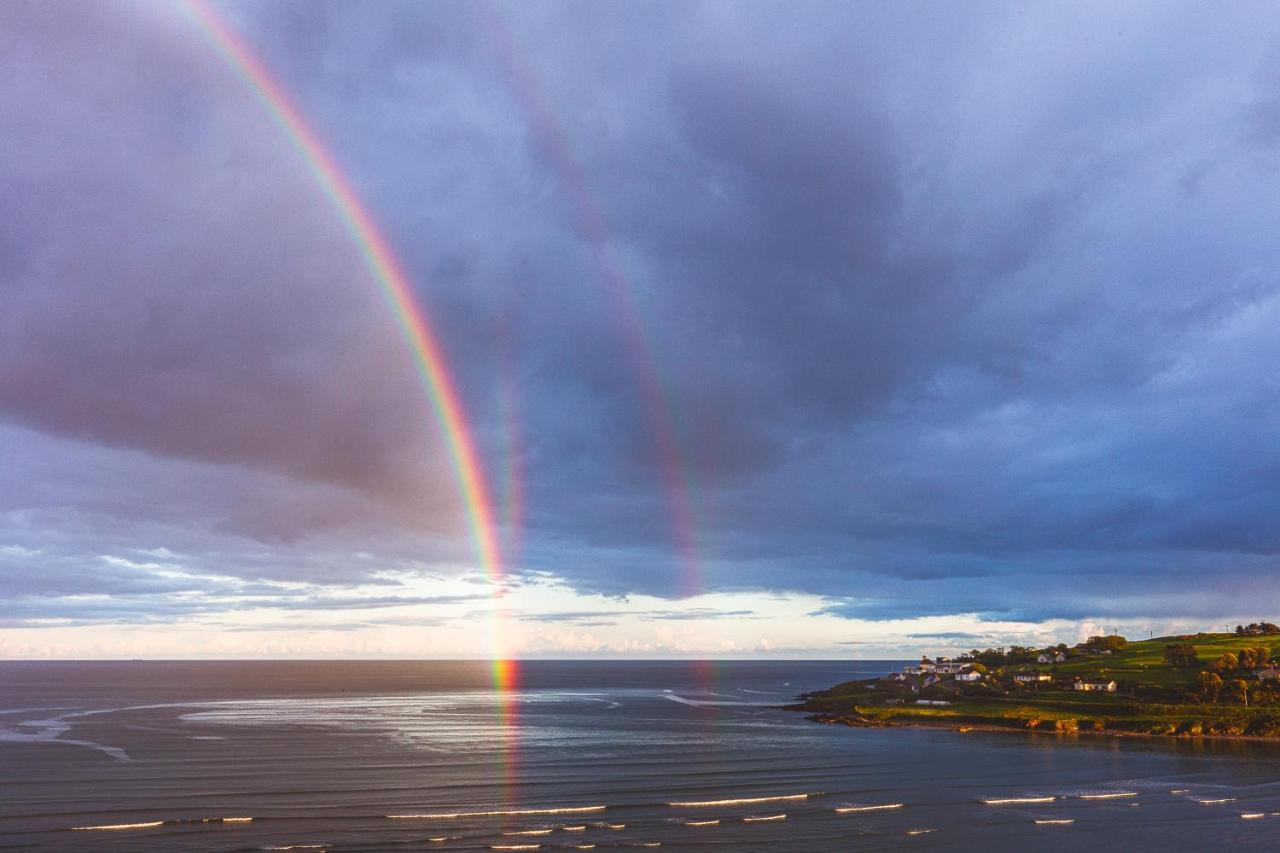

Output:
xmin=1198 ymin=671 xmax=1224 ymax=703
xmin=1085 ymin=634 xmax=1128 ymax=653
xmin=1239 ymin=647 xmax=1271 ymax=670
xmin=1007 ymin=646 xmax=1036 ymax=664
xmin=1212 ymin=653 xmax=1238 ymax=673
xmin=968 ymin=662 xmax=988 ymax=675
xmin=1231 ymin=679 xmax=1250 ymax=706
xmin=1165 ymin=642 xmax=1199 ymax=668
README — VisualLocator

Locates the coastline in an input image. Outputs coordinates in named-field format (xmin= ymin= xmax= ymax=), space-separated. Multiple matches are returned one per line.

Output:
xmin=794 ymin=633 xmax=1280 ymax=747
xmin=798 ymin=709 xmax=1280 ymax=746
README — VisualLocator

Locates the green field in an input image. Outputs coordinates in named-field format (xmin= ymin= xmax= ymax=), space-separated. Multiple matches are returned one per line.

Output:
xmin=1049 ymin=632 xmax=1268 ymax=690
xmin=800 ymin=633 xmax=1280 ymax=738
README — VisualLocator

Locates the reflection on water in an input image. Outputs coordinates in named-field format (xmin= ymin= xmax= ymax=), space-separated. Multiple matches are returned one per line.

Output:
xmin=4 ymin=660 xmax=1280 ymax=851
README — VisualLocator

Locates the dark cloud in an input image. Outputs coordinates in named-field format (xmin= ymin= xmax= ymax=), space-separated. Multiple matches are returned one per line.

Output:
xmin=5 ymin=1 xmax=1280 ymax=632
xmin=906 ymin=632 xmax=985 ymax=641
xmin=0 ymin=2 xmax=465 ymax=537
xmin=510 ymin=607 xmax=757 ymax=625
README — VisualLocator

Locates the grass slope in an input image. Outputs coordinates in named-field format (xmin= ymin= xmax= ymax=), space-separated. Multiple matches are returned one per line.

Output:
xmin=1049 ymin=632 xmax=1267 ymax=690
xmin=800 ymin=633 xmax=1280 ymax=738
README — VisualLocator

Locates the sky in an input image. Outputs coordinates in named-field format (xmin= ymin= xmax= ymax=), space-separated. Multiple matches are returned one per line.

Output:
xmin=4 ymin=1 xmax=1280 ymax=658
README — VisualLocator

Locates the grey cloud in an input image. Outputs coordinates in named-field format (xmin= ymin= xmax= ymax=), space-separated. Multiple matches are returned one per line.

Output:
xmin=512 ymin=607 xmax=758 ymax=624
xmin=905 ymin=632 xmax=988 ymax=641
xmin=6 ymin=1 xmax=1280 ymax=632
xmin=0 ymin=2 xmax=466 ymax=532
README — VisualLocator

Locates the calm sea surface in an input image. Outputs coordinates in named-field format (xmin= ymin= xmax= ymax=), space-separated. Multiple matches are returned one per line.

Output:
xmin=4 ymin=660 xmax=1280 ymax=851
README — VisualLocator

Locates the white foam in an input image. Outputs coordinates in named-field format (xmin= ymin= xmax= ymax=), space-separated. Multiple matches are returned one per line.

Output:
xmin=71 ymin=821 xmax=163 ymax=831
xmin=668 ymin=793 xmax=811 ymax=808
xmin=388 ymin=805 xmax=606 ymax=819
xmin=1194 ymin=798 xmax=1237 ymax=805
xmin=663 ymin=694 xmax=776 ymax=708
xmin=835 ymin=803 xmax=904 ymax=813
xmin=1079 ymin=791 xmax=1138 ymax=800
xmin=1035 ymin=819 xmax=1074 ymax=825
xmin=982 ymin=796 xmax=1055 ymax=805
xmin=1 ymin=716 xmax=132 ymax=762
xmin=906 ymin=828 xmax=935 ymax=836
xmin=743 ymin=814 xmax=786 ymax=822
xmin=1241 ymin=813 xmax=1266 ymax=820
xmin=683 ymin=819 xmax=720 ymax=826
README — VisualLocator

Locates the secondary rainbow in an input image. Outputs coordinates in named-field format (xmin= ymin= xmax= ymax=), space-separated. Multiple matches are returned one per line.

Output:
xmin=480 ymin=6 xmax=702 ymax=594
xmin=180 ymin=2 xmax=510 ymax=674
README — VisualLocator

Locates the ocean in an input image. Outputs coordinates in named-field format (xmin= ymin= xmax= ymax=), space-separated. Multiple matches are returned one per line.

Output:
xmin=3 ymin=660 xmax=1280 ymax=851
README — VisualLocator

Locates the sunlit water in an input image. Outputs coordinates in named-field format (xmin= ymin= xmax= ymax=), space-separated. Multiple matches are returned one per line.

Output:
xmin=4 ymin=661 xmax=1280 ymax=850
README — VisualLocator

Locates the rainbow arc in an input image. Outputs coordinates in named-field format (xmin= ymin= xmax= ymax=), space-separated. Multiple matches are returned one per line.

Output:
xmin=181 ymin=1 xmax=512 ymax=683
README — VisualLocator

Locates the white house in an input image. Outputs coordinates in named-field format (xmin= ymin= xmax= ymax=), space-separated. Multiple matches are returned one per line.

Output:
xmin=955 ymin=671 xmax=983 ymax=682
xmin=1014 ymin=672 xmax=1052 ymax=684
xmin=1036 ymin=652 xmax=1067 ymax=664
xmin=1073 ymin=679 xmax=1117 ymax=692
xmin=934 ymin=662 xmax=970 ymax=674
xmin=1257 ymin=668 xmax=1280 ymax=681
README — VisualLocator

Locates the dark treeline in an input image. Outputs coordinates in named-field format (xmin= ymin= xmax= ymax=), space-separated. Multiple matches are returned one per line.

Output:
xmin=963 ymin=635 xmax=1125 ymax=668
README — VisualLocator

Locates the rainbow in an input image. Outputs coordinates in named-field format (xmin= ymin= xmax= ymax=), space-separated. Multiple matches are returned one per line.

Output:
xmin=179 ymin=3 xmax=514 ymax=685
xmin=479 ymin=6 xmax=701 ymax=594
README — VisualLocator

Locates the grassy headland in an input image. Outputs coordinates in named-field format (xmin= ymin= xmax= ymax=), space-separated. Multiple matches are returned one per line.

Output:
xmin=800 ymin=628 xmax=1280 ymax=739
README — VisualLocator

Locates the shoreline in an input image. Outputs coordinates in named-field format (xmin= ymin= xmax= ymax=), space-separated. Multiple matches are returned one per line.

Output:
xmin=800 ymin=711 xmax=1280 ymax=746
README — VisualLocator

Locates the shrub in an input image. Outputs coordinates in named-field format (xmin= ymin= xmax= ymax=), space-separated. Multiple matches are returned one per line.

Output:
xmin=1246 ymin=716 xmax=1280 ymax=737
xmin=1164 ymin=643 xmax=1199 ymax=668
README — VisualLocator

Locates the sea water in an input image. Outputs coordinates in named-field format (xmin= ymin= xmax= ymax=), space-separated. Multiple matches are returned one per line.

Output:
xmin=3 ymin=660 xmax=1280 ymax=851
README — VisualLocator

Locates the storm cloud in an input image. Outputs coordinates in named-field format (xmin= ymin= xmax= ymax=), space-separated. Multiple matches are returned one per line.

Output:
xmin=5 ymin=0 xmax=1280 ymax=640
